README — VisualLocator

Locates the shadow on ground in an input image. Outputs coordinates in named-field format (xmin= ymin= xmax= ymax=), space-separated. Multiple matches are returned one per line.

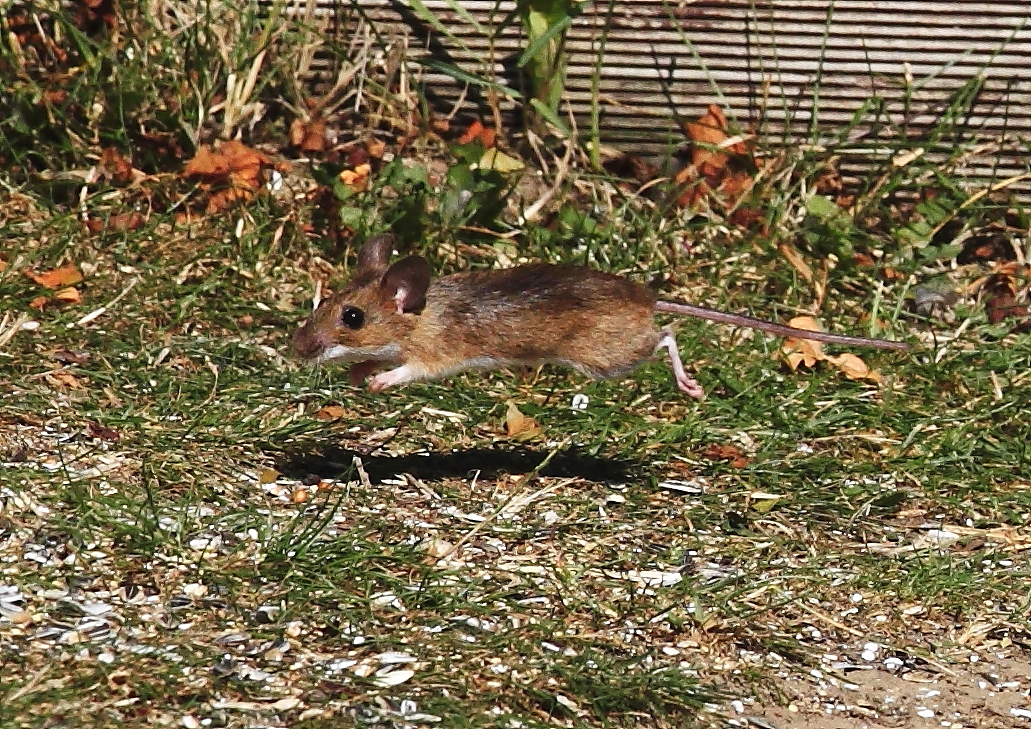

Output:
xmin=276 ymin=445 xmax=634 ymax=484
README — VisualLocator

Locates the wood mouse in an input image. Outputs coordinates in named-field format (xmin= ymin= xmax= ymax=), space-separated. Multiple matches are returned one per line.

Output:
xmin=292 ymin=234 xmax=909 ymax=399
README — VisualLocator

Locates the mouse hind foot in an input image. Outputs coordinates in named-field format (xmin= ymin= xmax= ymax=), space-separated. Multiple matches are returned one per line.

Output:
xmin=657 ymin=327 xmax=704 ymax=400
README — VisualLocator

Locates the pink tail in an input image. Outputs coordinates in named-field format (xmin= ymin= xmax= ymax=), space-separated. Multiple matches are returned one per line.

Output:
xmin=654 ymin=300 xmax=909 ymax=351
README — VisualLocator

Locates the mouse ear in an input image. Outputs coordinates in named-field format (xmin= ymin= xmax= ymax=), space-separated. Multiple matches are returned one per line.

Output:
xmin=380 ymin=256 xmax=430 ymax=314
xmin=355 ymin=233 xmax=395 ymax=274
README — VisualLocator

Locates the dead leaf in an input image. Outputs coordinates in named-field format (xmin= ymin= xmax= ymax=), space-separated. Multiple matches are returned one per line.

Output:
xmin=182 ymin=140 xmax=273 ymax=214
xmin=479 ymin=148 xmax=524 ymax=173
xmin=504 ymin=402 xmax=541 ymax=441
xmin=783 ymin=316 xmax=825 ymax=370
xmin=603 ymin=154 xmax=659 ymax=185
xmin=29 ymin=296 xmax=48 ymax=311
xmin=52 ymin=287 xmax=81 ymax=305
xmin=53 ymin=349 xmax=90 ymax=365
xmin=47 ymin=371 xmax=83 ymax=389
xmin=100 ymin=147 xmax=134 ymax=184
xmin=26 ymin=263 xmax=83 ymax=289
xmin=684 ymin=104 xmax=746 ymax=177
xmin=458 ymin=119 xmax=496 ymax=147
xmin=86 ymin=212 xmax=145 ymax=234
xmin=339 ymin=163 xmax=371 ymax=193
xmin=316 ymin=405 xmax=347 ymax=421
xmin=676 ymin=104 xmax=755 ymax=211
xmin=701 ymin=444 xmax=751 ymax=469
xmin=87 ymin=421 xmax=120 ymax=441
xmin=289 ymin=117 xmax=327 ymax=153
xmin=827 ymin=352 xmax=883 ymax=383
xmin=782 ymin=316 xmax=882 ymax=383
xmin=366 ymin=138 xmax=387 ymax=159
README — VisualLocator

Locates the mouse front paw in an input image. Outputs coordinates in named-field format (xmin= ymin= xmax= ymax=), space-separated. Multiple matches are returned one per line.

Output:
xmin=348 ymin=361 xmax=380 ymax=387
xmin=367 ymin=364 xmax=418 ymax=393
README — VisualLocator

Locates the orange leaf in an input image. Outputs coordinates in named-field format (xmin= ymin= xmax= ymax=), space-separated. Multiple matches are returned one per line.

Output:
xmin=29 ymin=296 xmax=49 ymax=311
xmin=316 ymin=405 xmax=347 ymax=421
xmin=504 ymin=402 xmax=541 ymax=441
xmin=702 ymin=444 xmax=751 ymax=468
xmin=52 ymin=287 xmax=81 ymax=305
xmin=459 ymin=119 xmax=485 ymax=145
xmin=183 ymin=140 xmax=272 ymax=213
xmin=339 ymin=163 xmax=371 ymax=193
xmin=26 ymin=263 xmax=83 ymax=289
xmin=458 ymin=119 xmax=496 ymax=147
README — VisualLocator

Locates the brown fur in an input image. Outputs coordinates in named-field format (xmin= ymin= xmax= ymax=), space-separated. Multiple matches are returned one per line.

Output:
xmin=292 ymin=262 xmax=662 ymax=381
xmin=293 ymin=234 xmax=906 ymax=396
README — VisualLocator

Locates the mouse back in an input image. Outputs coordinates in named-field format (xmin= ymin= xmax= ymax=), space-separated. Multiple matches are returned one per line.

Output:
xmin=421 ymin=264 xmax=661 ymax=379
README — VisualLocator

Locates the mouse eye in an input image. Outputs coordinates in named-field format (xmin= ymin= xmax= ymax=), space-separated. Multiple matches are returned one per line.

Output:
xmin=341 ymin=306 xmax=365 ymax=330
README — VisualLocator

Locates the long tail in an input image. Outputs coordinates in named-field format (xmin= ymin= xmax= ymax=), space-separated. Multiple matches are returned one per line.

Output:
xmin=654 ymin=300 xmax=910 ymax=351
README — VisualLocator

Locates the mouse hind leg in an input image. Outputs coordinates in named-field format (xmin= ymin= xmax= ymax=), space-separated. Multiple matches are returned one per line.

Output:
xmin=657 ymin=326 xmax=704 ymax=399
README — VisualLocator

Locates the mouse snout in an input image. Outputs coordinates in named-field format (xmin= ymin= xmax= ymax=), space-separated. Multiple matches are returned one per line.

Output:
xmin=292 ymin=320 xmax=329 ymax=361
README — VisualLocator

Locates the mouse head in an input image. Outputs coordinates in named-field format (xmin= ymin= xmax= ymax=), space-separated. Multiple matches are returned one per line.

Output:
xmin=292 ymin=233 xmax=431 ymax=364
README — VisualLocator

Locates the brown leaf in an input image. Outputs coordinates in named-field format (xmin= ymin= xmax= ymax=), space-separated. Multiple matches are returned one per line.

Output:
xmin=182 ymin=140 xmax=272 ymax=214
xmin=100 ymin=147 xmax=134 ymax=184
xmin=316 ymin=405 xmax=347 ymax=421
xmin=47 ymin=371 xmax=83 ymax=389
xmin=87 ymin=421 xmax=120 ymax=441
xmin=783 ymin=316 xmax=883 ymax=383
xmin=684 ymin=104 xmax=746 ymax=178
xmin=53 ymin=349 xmax=90 ymax=365
xmin=85 ymin=212 xmax=145 ymax=234
xmin=702 ymin=443 xmax=751 ymax=468
xmin=52 ymin=287 xmax=81 ymax=305
xmin=290 ymin=117 xmax=327 ymax=153
xmin=783 ymin=316 xmax=825 ymax=370
xmin=603 ymin=153 xmax=659 ymax=185
xmin=26 ymin=262 xmax=83 ymax=289
xmin=827 ymin=352 xmax=882 ymax=383
xmin=29 ymin=296 xmax=48 ymax=311
xmin=504 ymin=402 xmax=541 ymax=441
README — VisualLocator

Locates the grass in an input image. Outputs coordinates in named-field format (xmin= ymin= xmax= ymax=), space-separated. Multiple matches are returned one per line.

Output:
xmin=2 ymin=2 xmax=1031 ymax=729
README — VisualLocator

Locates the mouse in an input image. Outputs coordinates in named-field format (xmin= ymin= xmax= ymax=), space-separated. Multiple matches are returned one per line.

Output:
xmin=292 ymin=233 xmax=909 ymax=399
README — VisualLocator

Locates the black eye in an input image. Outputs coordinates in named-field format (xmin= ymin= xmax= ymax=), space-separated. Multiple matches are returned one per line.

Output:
xmin=341 ymin=307 xmax=365 ymax=329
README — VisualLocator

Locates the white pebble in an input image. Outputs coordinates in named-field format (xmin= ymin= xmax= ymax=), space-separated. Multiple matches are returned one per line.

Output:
xmin=915 ymin=707 xmax=934 ymax=718
xmin=1011 ymin=708 xmax=1031 ymax=719
xmin=850 ymin=593 xmax=863 ymax=603
xmin=884 ymin=657 xmax=904 ymax=670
